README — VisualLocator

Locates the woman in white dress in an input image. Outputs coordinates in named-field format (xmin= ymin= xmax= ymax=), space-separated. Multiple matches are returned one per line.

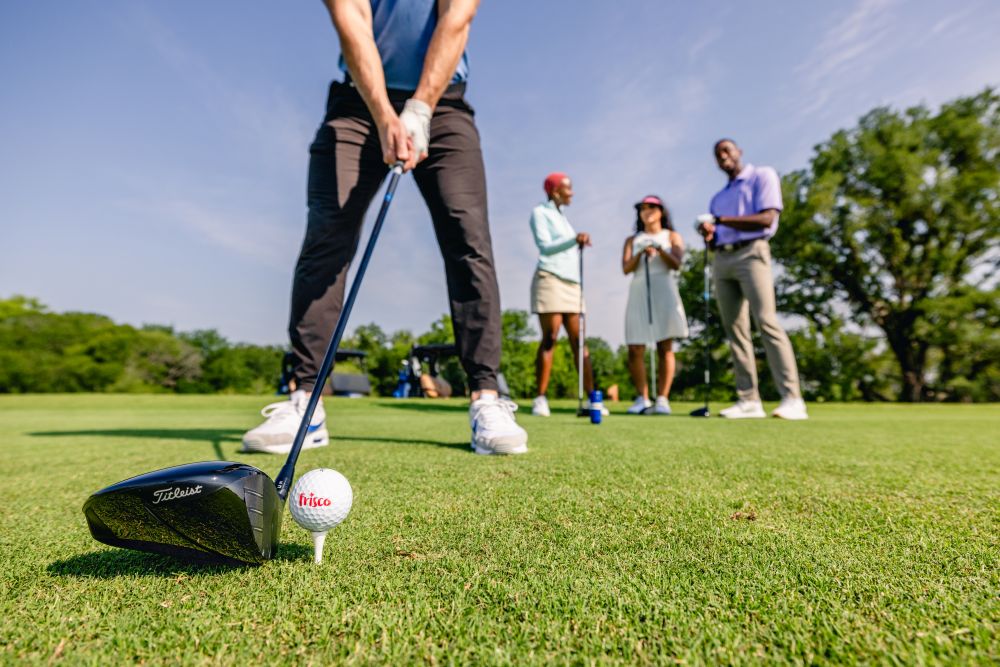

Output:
xmin=621 ymin=195 xmax=689 ymax=414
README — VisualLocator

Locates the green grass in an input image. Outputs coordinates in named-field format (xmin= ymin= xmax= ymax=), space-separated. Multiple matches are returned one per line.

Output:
xmin=1 ymin=395 xmax=998 ymax=665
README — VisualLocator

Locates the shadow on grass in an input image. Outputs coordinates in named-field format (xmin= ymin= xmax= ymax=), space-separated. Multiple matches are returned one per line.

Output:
xmin=335 ymin=434 xmax=470 ymax=451
xmin=374 ymin=400 xmax=471 ymax=414
xmin=30 ymin=428 xmax=243 ymax=460
xmin=49 ymin=542 xmax=316 ymax=578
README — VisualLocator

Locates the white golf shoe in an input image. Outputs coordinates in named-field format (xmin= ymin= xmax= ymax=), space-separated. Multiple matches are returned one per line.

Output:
xmin=242 ymin=390 xmax=329 ymax=454
xmin=470 ymin=394 xmax=528 ymax=455
xmin=626 ymin=396 xmax=653 ymax=414
xmin=719 ymin=400 xmax=766 ymax=419
xmin=653 ymin=396 xmax=672 ymax=415
xmin=531 ymin=395 xmax=551 ymax=417
xmin=772 ymin=396 xmax=809 ymax=420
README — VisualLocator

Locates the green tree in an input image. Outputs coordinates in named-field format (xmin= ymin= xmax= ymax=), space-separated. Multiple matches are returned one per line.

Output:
xmin=775 ymin=89 xmax=1000 ymax=401
xmin=498 ymin=310 xmax=536 ymax=398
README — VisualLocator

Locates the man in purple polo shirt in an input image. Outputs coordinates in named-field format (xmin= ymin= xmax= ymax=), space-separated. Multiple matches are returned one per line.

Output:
xmin=697 ymin=139 xmax=808 ymax=420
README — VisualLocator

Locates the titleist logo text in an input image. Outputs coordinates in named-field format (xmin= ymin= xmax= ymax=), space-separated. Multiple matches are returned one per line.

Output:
xmin=152 ymin=485 xmax=203 ymax=504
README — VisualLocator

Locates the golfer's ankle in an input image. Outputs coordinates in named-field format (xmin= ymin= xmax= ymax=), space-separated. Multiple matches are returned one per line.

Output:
xmin=471 ymin=389 xmax=498 ymax=402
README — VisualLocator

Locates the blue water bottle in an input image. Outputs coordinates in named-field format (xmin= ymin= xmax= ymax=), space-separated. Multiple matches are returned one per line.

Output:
xmin=589 ymin=390 xmax=603 ymax=424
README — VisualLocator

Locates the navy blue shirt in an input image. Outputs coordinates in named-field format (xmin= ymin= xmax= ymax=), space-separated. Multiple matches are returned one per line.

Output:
xmin=338 ymin=0 xmax=470 ymax=90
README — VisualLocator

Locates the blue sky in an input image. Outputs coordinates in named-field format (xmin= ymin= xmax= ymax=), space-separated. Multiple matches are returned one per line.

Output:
xmin=2 ymin=0 xmax=998 ymax=347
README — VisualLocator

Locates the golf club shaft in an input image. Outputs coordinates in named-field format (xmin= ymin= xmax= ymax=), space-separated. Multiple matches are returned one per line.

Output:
xmin=702 ymin=244 xmax=711 ymax=409
xmin=644 ymin=253 xmax=655 ymax=400
xmin=578 ymin=245 xmax=585 ymax=411
xmin=275 ymin=163 xmax=404 ymax=499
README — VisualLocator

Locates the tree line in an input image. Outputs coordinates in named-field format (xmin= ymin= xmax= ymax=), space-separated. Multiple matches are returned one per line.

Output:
xmin=1 ymin=91 xmax=996 ymax=401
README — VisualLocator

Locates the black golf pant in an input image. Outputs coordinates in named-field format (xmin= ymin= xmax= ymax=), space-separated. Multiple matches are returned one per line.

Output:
xmin=289 ymin=81 xmax=502 ymax=393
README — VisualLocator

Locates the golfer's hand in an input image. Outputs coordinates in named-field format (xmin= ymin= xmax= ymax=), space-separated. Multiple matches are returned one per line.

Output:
xmin=644 ymin=245 xmax=658 ymax=257
xmin=696 ymin=214 xmax=716 ymax=243
xmin=377 ymin=114 xmax=417 ymax=172
xmin=576 ymin=232 xmax=592 ymax=247
xmin=399 ymin=99 xmax=431 ymax=164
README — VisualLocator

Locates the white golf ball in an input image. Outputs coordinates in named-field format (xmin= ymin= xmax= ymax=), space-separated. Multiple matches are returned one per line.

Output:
xmin=289 ymin=468 xmax=353 ymax=533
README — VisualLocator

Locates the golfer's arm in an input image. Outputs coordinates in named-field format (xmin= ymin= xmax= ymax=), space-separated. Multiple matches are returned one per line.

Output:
xmin=531 ymin=211 xmax=577 ymax=256
xmin=718 ymin=209 xmax=777 ymax=231
xmin=412 ymin=0 xmax=478 ymax=108
xmin=325 ymin=0 xmax=395 ymax=124
xmin=659 ymin=233 xmax=683 ymax=270
xmin=622 ymin=239 xmax=639 ymax=274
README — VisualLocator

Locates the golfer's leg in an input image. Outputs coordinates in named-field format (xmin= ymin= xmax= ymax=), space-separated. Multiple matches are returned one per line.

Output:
xmin=628 ymin=345 xmax=648 ymax=399
xmin=536 ymin=313 xmax=562 ymax=396
xmin=564 ymin=313 xmax=594 ymax=393
xmin=289 ymin=106 xmax=386 ymax=391
xmin=715 ymin=261 xmax=758 ymax=402
xmin=414 ymin=104 xmax=501 ymax=393
xmin=741 ymin=242 xmax=802 ymax=399
xmin=656 ymin=339 xmax=675 ymax=398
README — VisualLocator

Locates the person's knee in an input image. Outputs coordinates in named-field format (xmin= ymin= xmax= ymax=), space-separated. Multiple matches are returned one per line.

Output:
xmin=539 ymin=333 xmax=559 ymax=351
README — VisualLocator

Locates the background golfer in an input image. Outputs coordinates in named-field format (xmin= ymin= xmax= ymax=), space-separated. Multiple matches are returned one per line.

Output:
xmin=243 ymin=0 xmax=528 ymax=455
xmin=697 ymin=139 xmax=808 ymax=420
xmin=621 ymin=195 xmax=688 ymax=415
xmin=528 ymin=172 xmax=604 ymax=417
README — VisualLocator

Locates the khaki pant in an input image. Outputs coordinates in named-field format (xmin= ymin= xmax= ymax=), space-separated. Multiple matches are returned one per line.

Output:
xmin=713 ymin=239 xmax=801 ymax=401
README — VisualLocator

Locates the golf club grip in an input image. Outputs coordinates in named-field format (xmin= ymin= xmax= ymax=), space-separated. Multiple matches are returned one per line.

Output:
xmin=275 ymin=163 xmax=404 ymax=499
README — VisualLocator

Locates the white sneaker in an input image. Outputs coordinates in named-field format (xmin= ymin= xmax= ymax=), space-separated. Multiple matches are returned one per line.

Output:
xmin=470 ymin=394 xmax=528 ymax=455
xmin=241 ymin=390 xmax=329 ymax=454
xmin=531 ymin=395 xmax=551 ymax=417
xmin=582 ymin=399 xmax=610 ymax=416
xmin=719 ymin=400 xmax=766 ymax=419
xmin=626 ymin=396 xmax=653 ymax=414
xmin=772 ymin=396 xmax=809 ymax=420
xmin=653 ymin=396 xmax=672 ymax=415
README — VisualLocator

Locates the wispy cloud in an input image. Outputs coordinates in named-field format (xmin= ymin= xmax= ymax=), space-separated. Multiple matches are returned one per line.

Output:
xmin=929 ymin=6 xmax=976 ymax=36
xmin=113 ymin=194 xmax=297 ymax=270
xmin=794 ymin=0 xmax=900 ymax=116
xmin=115 ymin=4 xmax=312 ymax=168
xmin=687 ymin=27 xmax=722 ymax=64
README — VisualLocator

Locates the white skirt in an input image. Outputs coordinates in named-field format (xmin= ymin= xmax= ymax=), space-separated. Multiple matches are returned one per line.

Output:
xmin=625 ymin=270 xmax=688 ymax=344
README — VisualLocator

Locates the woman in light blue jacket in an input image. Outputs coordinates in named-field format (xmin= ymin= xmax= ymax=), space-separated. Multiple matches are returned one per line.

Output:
xmin=528 ymin=172 xmax=601 ymax=417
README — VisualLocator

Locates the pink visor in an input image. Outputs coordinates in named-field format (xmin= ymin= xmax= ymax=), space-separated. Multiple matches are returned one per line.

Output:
xmin=635 ymin=195 xmax=664 ymax=209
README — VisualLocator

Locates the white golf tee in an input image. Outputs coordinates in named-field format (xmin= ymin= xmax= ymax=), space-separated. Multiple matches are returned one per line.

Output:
xmin=311 ymin=531 xmax=327 ymax=564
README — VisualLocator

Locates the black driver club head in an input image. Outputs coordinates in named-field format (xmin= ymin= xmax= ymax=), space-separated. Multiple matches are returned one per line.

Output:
xmin=83 ymin=461 xmax=283 ymax=566
xmin=689 ymin=406 xmax=710 ymax=418
xmin=81 ymin=165 xmax=407 ymax=567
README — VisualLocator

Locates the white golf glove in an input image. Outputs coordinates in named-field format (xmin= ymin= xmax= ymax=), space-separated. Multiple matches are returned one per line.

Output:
xmin=696 ymin=213 xmax=716 ymax=226
xmin=399 ymin=98 xmax=432 ymax=158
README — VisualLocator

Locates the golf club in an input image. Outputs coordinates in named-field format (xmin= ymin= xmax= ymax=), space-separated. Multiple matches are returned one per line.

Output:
xmin=644 ymin=252 xmax=656 ymax=414
xmin=576 ymin=244 xmax=588 ymax=417
xmin=691 ymin=225 xmax=712 ymax=417
xmin=82 ymin=163 xmax=405 ymax=565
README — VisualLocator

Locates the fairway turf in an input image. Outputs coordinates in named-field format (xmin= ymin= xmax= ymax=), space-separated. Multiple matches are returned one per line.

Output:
xmin=1 ymin=395 xmax=998 ymax=665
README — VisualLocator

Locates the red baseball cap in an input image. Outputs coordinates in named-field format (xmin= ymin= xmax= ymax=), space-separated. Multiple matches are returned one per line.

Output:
xmin=544 ymin=172 xmax=569 ymax=196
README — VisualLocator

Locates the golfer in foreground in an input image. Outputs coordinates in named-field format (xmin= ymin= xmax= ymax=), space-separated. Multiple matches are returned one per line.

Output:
xmin=697 ymin=139 xmax=808 ymax=420
xmin=244 ymin=0 xmax=528 ymax=455
xmin=528 ymin=172 xmax=604 ymax=417
xmin=621 ymin=195 xmax=688 ymax=414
